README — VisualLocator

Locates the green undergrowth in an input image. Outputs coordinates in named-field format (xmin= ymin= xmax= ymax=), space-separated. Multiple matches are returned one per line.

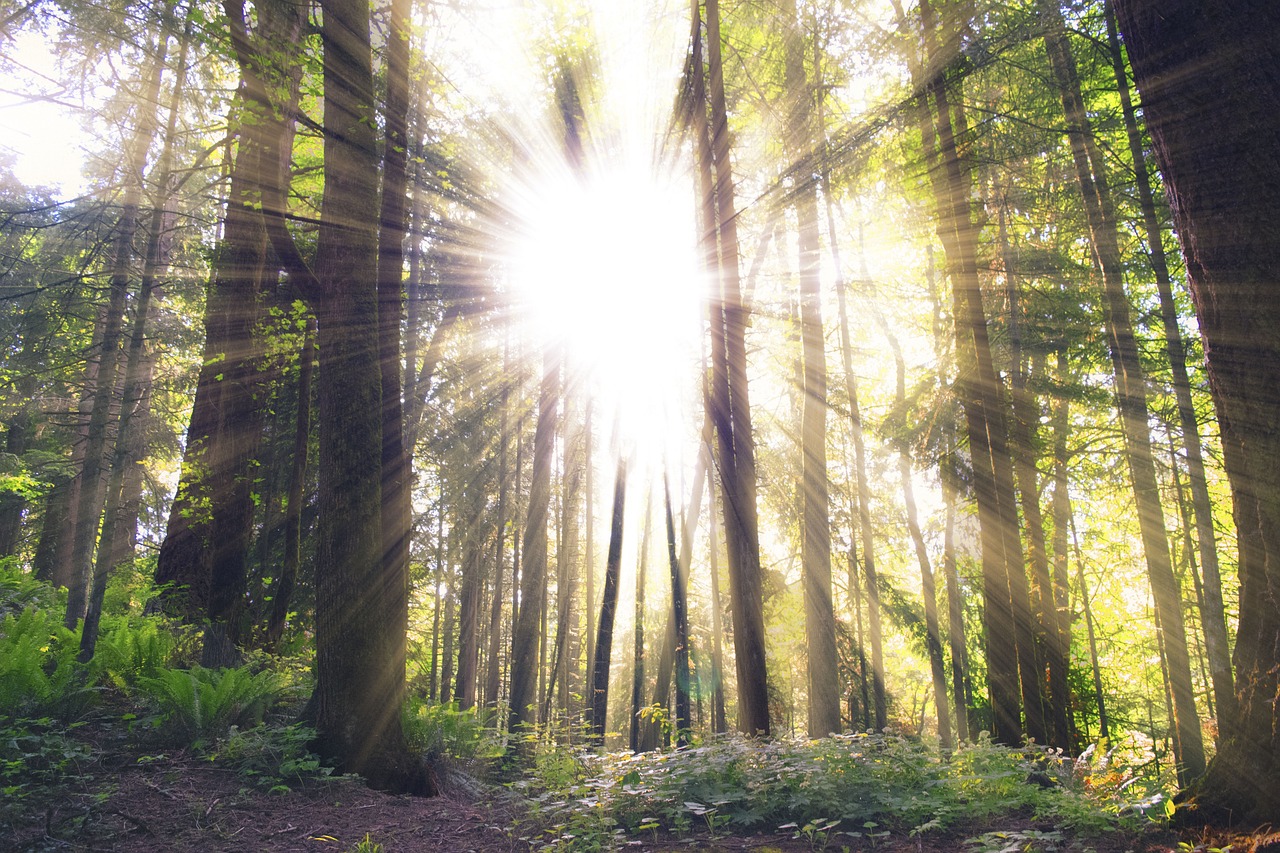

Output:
xmin=511 ymin=732 xmax=1170 ymax=851
xmin=0 ymin=565 xmax=336 ymax=841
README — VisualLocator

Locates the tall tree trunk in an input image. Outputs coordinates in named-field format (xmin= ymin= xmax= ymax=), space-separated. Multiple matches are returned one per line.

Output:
xmin=82 ymin=21 xmax=192 ymax=661
xmin=1048 ymin=347 xmax=1076 ymax=749
xmin=663 ymin=476 xmax=692 ymax=745
xmin=915 ymin=0 xmax=1029 ymax=745
xmin=996 ymin=199 xmax=1059 ymax=748
xmin=941 ymin=481 xmax=972 ymax=742
xmin=66 ymin=37 xmax=169 ymax=629
xmin=307 ymin=0 xmax=426 ymax=792
xmin=377 ymin=0 xmax=413 ymax=726
xmin=880 ymin=318 xmax=954 ymax=749
xmin=266 ymin=318 xmax=314 ymax=651
xmin=779 ymin=0 xmax=840 ymax=739
xmin=640 ymin=447 xmax=707 ymax=751
xmin=698 ymin=0 xmax=771 ymax=736
xmin=1103 ymin=1 xmax=1234 ymax=731
xmin=454 ymin=501 xmax=485 ymax=710
xmin=484 ymin=348 xmax=513 ymax=711
xmin=837 ymin=246 xmax=887 ymax=731
xmin=706 ymin=445 xmax=729 ymax=735
xmin=1076 ymin=548 xmax=1110 ymax=743
xmin=630 ymin=498 xmax=650 ymax=752
xmin=589 ymin=458 xmax=627 ymax=743
xmin=508 ymin=349 xmax=559 ymax=736
xmin=548 ymin=397 xmax=583 ymax=718
xmin=157 ymin=0 xmax=303 ymax=635
xmin=1113 ymin=0 xmax=1280 ymax=821
xmin=1040 ymin=0 xmax=1204 ymax=781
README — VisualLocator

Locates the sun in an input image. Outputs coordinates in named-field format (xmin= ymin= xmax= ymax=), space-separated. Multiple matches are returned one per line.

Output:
xmin=506 ymin=157 xmax=707 ymax=465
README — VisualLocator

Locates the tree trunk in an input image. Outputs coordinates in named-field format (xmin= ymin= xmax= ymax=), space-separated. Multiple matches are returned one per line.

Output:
xmin=698 ymin=0 xmax=771 ymax=736
xmin=81 ymin=20 xmax=192 ymax=662
xmin=881 ymin=317 xmax=954 ymax=750
xmin=778 ymin=0 xmax=840 ymax=739
xmin=156 ymin=0 xmax=304 ymax=634
xmin=1048 ymin=347 xmax=1076 ymax=749
xmin=915 ymin=0 xmax=1028 ymax=746
xmin=663 ymin=476 xmax=692 ymax=745
xmin=453 ymin=500 xmax=484 ymax=710
xmin=508 ymin=349 xmax=559 ymax=736
xmin=589 ymin=458 xmax=627 ymax=743
xmin=376 ymin=0 xmax=413 ymax=728
xmin=66 ymin=38 xmax=169 ymax=629
xmin=265 ymin=318 xmax=313 ymax=651
xmin=996 ymin=199 xmax=1059 ymax=748
xmin=307 ymin=0 xmax=427 ymax=793
xmin=706 ymin=446 xmax=729 ymax=735
xmin=1040 ymin=0 xmax=1204 ymax=781
xmin=1113 ymin=0 xmax=1280 ymax=822
xmin=484 ymin=343 xmax=513 ymax=711
xmin=630 ymin=497 xmax=650 ymax=752
xmin=1103 ymin=1 xmax=1235 ymax=732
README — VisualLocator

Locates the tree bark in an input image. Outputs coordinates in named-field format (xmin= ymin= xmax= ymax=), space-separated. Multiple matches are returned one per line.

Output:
xmin=1113 ymin=0 xmax=1280 ymax=822
xmin=880 ymin=317 xmax=953 ymax=750
xmin=695 ymin=0 xmax=771 ymax=736
xmin=915 ymin=0 xmax=1029 ymax=746
xmin=589 ymin=458 xmax=627 ymax=743
xmin=779 ymin=0 xmax=840 ymax=739
xmin=1102 ymin=0 xmax=1235 ymax=732
xmin=663 ymin=476 xmax=692 ymax=745
xmin=508 ymin=349 xmax=559 ymax=736
xmin=1040 ymin=0 xmax=1204 ymax=781
xmin=307 ymin=0 xmax=427 ymax=793
xmin=66 ymin=37 xmax=169 ymax=629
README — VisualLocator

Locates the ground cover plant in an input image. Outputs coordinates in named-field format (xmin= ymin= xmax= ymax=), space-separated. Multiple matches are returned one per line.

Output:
xmin=509 ymin=730 xmax=1173 ymax=851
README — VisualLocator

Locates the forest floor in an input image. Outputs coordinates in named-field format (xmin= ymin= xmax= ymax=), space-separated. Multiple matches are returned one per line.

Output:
xmin=2 ymin=714 xmax=1270 ymax=853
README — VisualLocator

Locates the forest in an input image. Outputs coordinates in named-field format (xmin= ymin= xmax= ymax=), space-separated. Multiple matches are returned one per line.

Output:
xmin=1 ymin=0 xmax=1278 ymax=849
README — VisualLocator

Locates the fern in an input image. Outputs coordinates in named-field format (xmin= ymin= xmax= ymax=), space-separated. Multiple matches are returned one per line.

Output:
xmin=137 ymin=665 xmax=284 ymax=744
xmin=92 ymin=616 xmax=178 ymax=692
xmin=0 ymin=607 xmax=95 ymax=718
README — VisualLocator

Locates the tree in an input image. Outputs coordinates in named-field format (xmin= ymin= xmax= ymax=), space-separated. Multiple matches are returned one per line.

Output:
xmin=1114 ymin=0 xmax=1280 ymax=823
xmin=696 ymin=0 xmax=771 ymax=737
xmin=1039 ymin=0 xmax=1204 ymax=779
xmin=588 ymin=457 xmax=626 ymax=742
xmin=780 ymin=0 xmax=840 ymax=738
xmin=912 ymin=0 xmax=1033 ymax=746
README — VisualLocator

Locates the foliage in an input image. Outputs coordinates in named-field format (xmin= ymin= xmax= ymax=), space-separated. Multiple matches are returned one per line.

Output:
xmin=514 ymin=733 xmax=1151 ymax=850
xmin=0 ymin=604 xmax=97 ymax=718
xmin=135 ymin=665 xmax=286 ymax=744
xmin=402 ymin=697 xmax=503 ymax=763
xmin=346 ymin=833 xmax=386 ymax=853
xmin=92 ymin=613 xmax=183 ymax=692
xmin=0 ymin=562 xmax=60 ymax=621
xmin=210 ymin=721 xmax=332 ymax=791
xmin=0 ymin=716 xmax=100 ymax=833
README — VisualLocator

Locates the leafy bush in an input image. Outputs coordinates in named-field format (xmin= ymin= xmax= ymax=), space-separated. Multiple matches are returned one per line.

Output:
xmin=516 ymin=733 xmax=1142 ymax=850
xmin=0 ymin=562 xmax=59 ymax=621
xmin=402 ymin=698 xmax=502 ymax=763
xmin=91 ymin=614 xmax=182 ymax=692
xmin=212 ymin=722 xmax=332 ymax=790
xmin=136 ymin=665 xmax=285 ymax=744
xmin=0 ymin=605 xmax=96 ymax=718
xmin=0 ymin=716 xmax=98 ymax=830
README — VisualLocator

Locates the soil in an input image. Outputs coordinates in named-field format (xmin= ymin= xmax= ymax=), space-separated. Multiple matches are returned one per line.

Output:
xmin=2 ymin=713 xmax=1268 ymax=853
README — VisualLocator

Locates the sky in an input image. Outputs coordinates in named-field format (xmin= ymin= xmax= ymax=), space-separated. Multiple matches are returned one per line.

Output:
xmin=0 ymin=29 xmax=89 ymax=193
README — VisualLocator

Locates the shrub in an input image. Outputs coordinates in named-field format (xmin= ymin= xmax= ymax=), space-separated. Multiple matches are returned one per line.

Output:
xmin=136 ymin=665 xmax=285 ymax=744
xmin=91 ymin=614 xmax=182 ymax=692
xmin=0 ymin=606 xmax=96 ymax=718
xmin=402 ymin=698 xmax=502 ymax=763
xmin=213 ymin=722 xmax=332 ymax=790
